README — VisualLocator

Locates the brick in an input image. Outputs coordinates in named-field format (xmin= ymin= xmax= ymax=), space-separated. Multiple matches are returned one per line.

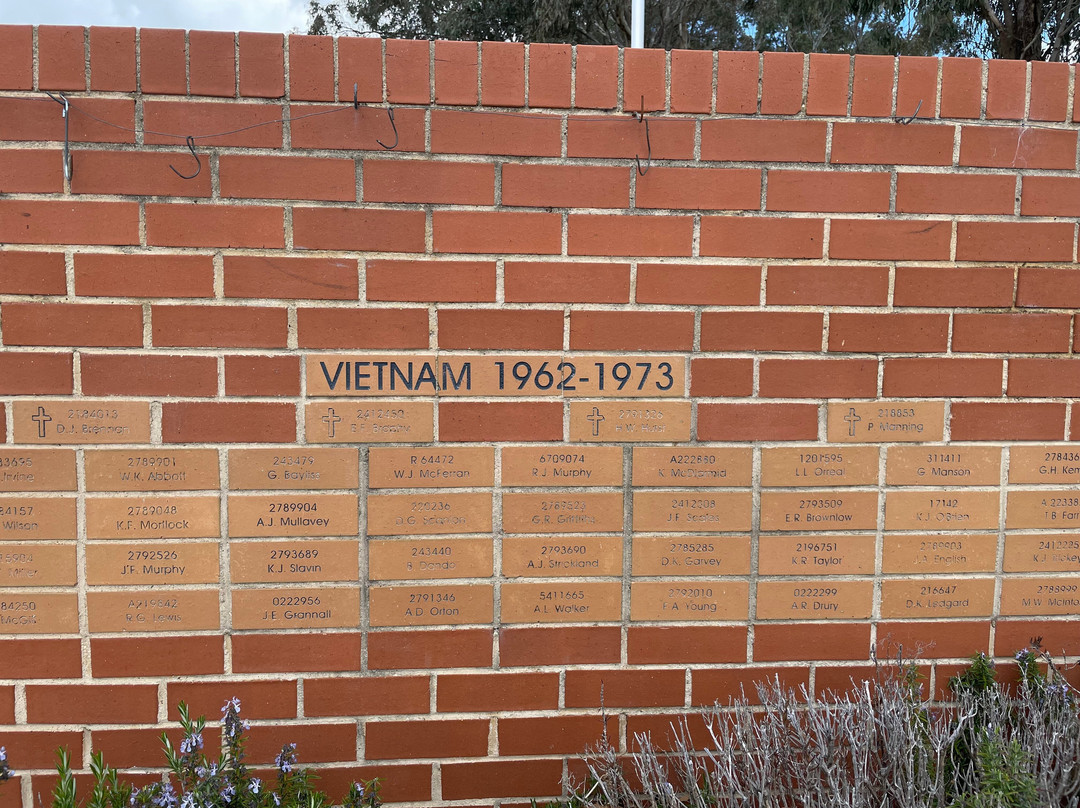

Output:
xmin=153 ymin=305 xmax=288 ymax=348
xmin=940 ymin=57 xmax=982 ymax=118
xmin=883 ymin=358 xmax=1004 ymax=397
xmin=0 ymin=25 xmax=33 ymax=89
xmin=293 ymin=207 xmax=425 ymax=252
xmin=956 ymin=221 xmax=1074 ymax=263
xmin=688 ymin=358 xmax=754 ymax=397
xmin=761 ymin=51 xmax=804 ymax=114
xmin=93 ymin=728 xmax=204 ymax=768
xmin=306 ymin=676 xmax=429 ymax=716
xmin=0 ymin=149 xmax=63 ymax=193
xmin=567 ymin=117 xmax=695 ymax=159
xmin=987 ymin=59 xmax=1026 ymax=119
xmin=767 ymin=170 xmax=889 ymax=213
xmin=289 ymin=34 xmax=333 ymax=101
xmin=670 ymin=49 xmax=712 ymax=113
xmin=693 ymin=667 xmax=809 ymax=706
xmin=233 ymin=632 xmax=361 ymax=672
xmin=27 ymin=684 xmax=157 ymax=724
xmin=851 ymin=55 xmax=894 ymax=117
xmin=895 ymin=266 xmax=1014 ymax=308
xmin=189 ymin=30 xmax=235 ymax=97
xmin=499 ymin=715 xmax=615 ymax=756
xmin=168 ymin=680 xmax=296 ymax=720
xmin=1008 ymin=359 xmax=1080 ymax=396
xmin=1022 ymin=176 xmax=1080 ymax=216
xmin=503 ymin=164 xmax=629 ymax=208
xmin=0 ymin=731 xmax=81 ymax=769
xmin=338 ymin=36 xmax=382 ymax=102
xmin=996 ymin=620 xmax=1080 ymax=657
xmin=806 ymin=53 xmax=849 ymax=116
xmin=2 ymin=302 xmax=141 ymax=347
xmin=565 ymin=669 xmax=685 ymax=708
xmin=953 ymin=312 xmax=1072 ymax=353
xmin=0 ymin=638 xmax=81 ymax=678
xmin=697 ymin=403 xmax=819 ymax=441
xmin=0 ymin=97 xmax=135 ymax=144
xmin=74 ymin=253 xmax=214 ymax=298
xmin=528 ymin=43 xmax=571 ymax=108
xmin=81 ymin=353 xmax=218 ymax=396
xmin=815 ymin=665 xmax=932 ymax=696
xmin=951 ymin=402 xmax=1066 ymax=441
xmin=90 ymin=27 xmax=136 ymax=91
xmin=0 ymin=353 xmax=73 ymax=395
xmin=702 ymin=119 xmax=827 ymax=162
xmin=896 ymin=173 xmax=1015 ymax=215
xmin=637 ymin=167 xmax=760 ymax=211
xmin=575 ymin=45 xmax=618 ymax=108
xmin=224 ymin=255 xmax=358 ymax=300
xmin=569 ymin=214 xmax=694 ymax=257
xmin=368 ymin=629 xmax=492 ymax=669
xmin=438 ymin=672 xmax=558 ymax=712
xmin=481 ymin=41 xmax=524 ymax=106
xmin=91 ymin=635 xmax=222 ymax=677
xmin=623 ymin=48 xmax=666 ymax=111
xmin=1029 ymin=61 xmax=1069 ymax=121
xmin=146 ymin=203 xmax=284 ymax=249
xmin=700 ymin=217 xmax=824 ymax=259
xmin=505 ymin=261 xmax=630 ymax=303
xmin=960 ymin=125 xmax=1077 ymax=169
xmin=435 ymin=40 xmax=478 ymax=105
xmin=766 ymin=265 xmax=889 ymax=306
xmin=569 ymin=310 xmax=694 ymax=351
xmin=637 ymin=263 xmax=760 ymax=305
xmin=431 ymin=109 xmax=561 ymax=157
xmin=1017 ymin=267 xmax=1080 ymax=308
xmin=0 ymin=200 xmax=139 ymax=246
xmin=38 ymin=26 xmax=86 ymax=91
xmin=71 ymin=150 xmax=213 ymax=197
xmin=439 ymin=401 xmax=562 ymax=441
xmin=831 ymin=121 xmax=954 ymax=165
xmin=316 ymin=765 xmax=432 ymax=804
xmin=438 ymin=308 xmax=561 ymax=350
xmin=759 ymin=359 xmax=878 ymax=398
xmin=627 ymin=626 xmax=747 ymax=664
xmin=830 ymin=219 xmax=951 ymax=261
xmin=0 ymin=252 xmax=67 ymax=295
xmin=246 ymin=723 xmax=356 ymax=764
xmin=897 ymin=56 xmax=938 ymax=120
xmin=0 ymin=687 xmax=13 ymax=723
xmin=143 ymin=101 xmax=283 ymax=147
xmin=496 ymin=626 xmax=612 ymax=667
xmin=219 ymin=154 xmax=355 ymax=201
xmin=238 ymin=32 xmax=284 ymax=98
xmin=442 ymin=759 xmax=563 ymax=800
xmin=296 ymin=307 xmax=429 ymax=349
xmin=296 ymin=106 xmax=422 ymax=152
xmin=224 ymin=355 xmax=300 ymax=396
xmin=363 ymin=159 xmax=493 ymax=205
xmin=434 ymin=211 xmax=561 ymax=255
xmin=162 ymin=402 xmax=296 ymax=443
xmin=139 ymin=28 xmax=186 ymax=94
xmin=716 ymin=51 xmax=758 ymax=113
xmin=755 ymin=623 xmax=871 ymax=661
xmin=828 ymin=312 xmax=949 ymax=353
xmin=366 ymin=259 xmax=496 ymax=303
xmin=386 ymin=39 xmax=430 ymax=103
xmin=701 ymin=311 xmax=823 ymax=351
xmin=878 ymin=621 xmax=991 ymax=659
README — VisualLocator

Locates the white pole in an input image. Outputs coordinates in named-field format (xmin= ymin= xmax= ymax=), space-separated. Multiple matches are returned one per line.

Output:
xmin=631 ymin=0 xmax=644 ymax=48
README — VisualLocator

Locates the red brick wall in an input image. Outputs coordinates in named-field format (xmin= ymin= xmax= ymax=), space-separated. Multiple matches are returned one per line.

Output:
xmin=1 ymin=26 xmax=1079 ymax=807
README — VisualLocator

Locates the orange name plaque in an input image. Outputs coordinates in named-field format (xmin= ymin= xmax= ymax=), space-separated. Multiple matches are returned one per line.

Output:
xmin=14 ymin=401 xmax=151 ymax=444
xmin=1000 ymin=577 xmax=1080 ymax=616
xmin=632 ymin=491 xmax=752 ymax=533
xmin=1006 ymin=490 xmax=1080 ymax=529
xmin=85 ymin=449 xmax=220 ymax=491
xmin=879 ymin=578 xmax=995 ymax=618
xmin=500 ymin=582 xmax=622 ymax=622
xmin=630 ymin=580 xmax=749 ymax=621
xmin=1004 ymin=535 xmax=1080 ymax=573
xmin=304 ymin=401 xmax=434 ymax=443
xmin=369 ymin=584 xmax=493 ymax=626
xmin=0 ymin=450 xmax=76 ymax=492
xmin=631 ymin=535 xmax=751 ymax=576
xmin=886 ymin=446 xmax=1001 ymax=486
xmin=761 ymin=447 xmax=878 ymax=487
xmin=367 ymin=492 xmax=492 ymax=535
xmin=569 ymin=401 xmax=691 ymax=442
xmin=369 ymin=446 xmax=494 ymax=488
xmin=885 ymin=491 xmax=1000 ymax=531
xmin=1009 ymin=446 xmax=1080 ymax=484
xmin=0 ymin=544 xmax=76 ymax=586
xmin=760 ymin=491 xmax=878 ymax=531
xmin=758 ymin=535 xmax=874 ymax=575
xmin=87 ymin=590 xmax=220 ymax=632
xmin=86 ymin=543 xmax=219 ymax=585
xmin=231 ymin=540 xmax=359 ymax=583
xmin=827 ymin=401 xmax=945 ymax=443
xmin=369 ymin=538 xmax=492 ymax=580
xmin=633 ymin=447 xmax=752 ymax=487
xmin=228 ymin=448 xmax=359 ymax=490
xmin=882 ymin=534 xmax=996 ymax=573
xmin=503 ymin=492 xmax=623 ymax=534
xmin=756 ymin=580 xmax=872 ymax=620
xmin=0 ymin=497 xmax=76 ymax=540
xmin=227 ymin=494 xmax=358 ymax=538
xmin=503 ymin=536 xmax=623 ymax=577
xmin=502 ymin=446 xmax=623 ymax=487
xmin=231 ymin=588 xmax=360 ymax=629
xmin=0 ymin=593 xmax=78 ymax=634
xmin=86 ymin=496 xmax=220 ymax=539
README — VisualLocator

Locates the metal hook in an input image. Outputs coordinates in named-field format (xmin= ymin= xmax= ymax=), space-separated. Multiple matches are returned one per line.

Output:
xmin=45 ymin=91 xmax=72 ymax=182
xmin=376 ymin=107 xmax=398 ymax=150
xmin=169 ymin=136 xmax=201 ymax=180
xmin=353 ymin=82 xmax=359 ymax=110
xmin=632 ymin=96 xmax=651 ymax=176
xmin=896 ymin=98 xmax=923 ymax=125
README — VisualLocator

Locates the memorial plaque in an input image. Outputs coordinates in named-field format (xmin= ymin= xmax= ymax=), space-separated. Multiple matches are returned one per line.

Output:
xmin=87 ymin=589 xmax=220 ymax=632
xmin=882 ymin=534 xmax=997 ymax=573
xmin=368 ymin=584 xmax=493 ymax=626
xmin=1009 ymin=446 xmax=1080 ymax=484
xmin=756 ymin=580 xmax=872 ymax=620
xmin=86 ymin=449 xmax=220 ymax=491
xmin=633 ymin=491 xmax=752 ymax=533
xmin=227 ymin=494 xmax=358 ymax=538
xmin=229 ymin=448 xmax=359 ymax=490
xmin=1004 ymin=535 xmax=1080 ymax=573
xmin=0 ymin=449 xmax=76 ymax=492
xmin=501 ymin=582 xmax=621 ymax=622
xmin=761 ymin=447 xmax=878 ymax=488
xmin=758 ymin=535 xmax=874 ymax=575
xmin=630 ymin=580 xmax=749 ymax=621
xmin=86 ymin=496 xmax=220 ymax=539
xmin=879 ymin=578 xmax=995 ymax=618
xmin=503 ymin=536 xmax=622 ymax=577
xmin=13 ymin=401 xmax=151 ymax=444
xmin=632 ymin=535 xmax=751 ymax=576
xmin=503 ymin=492 xmax=623 ymax=534
xmin=561 ymin=355 xmax=685 ymax=398
xmin=0 ymin=544 xmax=77 ymax=586
xmin=86 ymin=542 xmax=219 ymax=585
xmin=502 ymin=446 xmax=623 ymax=487
xmin=231 ymin=588 xmax=360 ymax=629
xmin=633 ymin=447 xmax=752 ymax=487
xmin=0 ymin=497 xmax=76 ymax=540
xmin=441 ymin=354 xmax=562 ymax=398
xmin=231 ymin=540 xmax=359 ymax=583
xmin=759 ymin=491 xmax=878 ymax=532
xmin=367 ymin=492 xmax=491 ymax=535
xmin=0 ymin=592 xmax=78 ymax=634
xmin=369 ymin=447 xmax=494 ymax=488
xmin=826 ymin=402 xmax=945 ymax=443
xmin=886 ymin=446 xmax=1000 ymax=486
xmin=1006 ymin=490 xmax=1080 ymax=529
xmin=885 ymin=491 xmax=999 ymax=531
xmin=369 ymin=538 xmax=492 ymax=580
xmin=308 ymin=354 xmax=446 ymax=396
xmin=1000 ymin=577 xmax=1080 ymax=616
xmin=569 ymin=401 xmax=691 ymax=442
xmin=304 ymin=401 xmax=434 ymax=443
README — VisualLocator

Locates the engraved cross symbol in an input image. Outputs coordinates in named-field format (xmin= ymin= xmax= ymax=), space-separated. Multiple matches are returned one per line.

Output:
xmin=322 ymin=407 xmax=342 ymax=438
xmin=844 ymin=407 xmax=861 ymax=437
xmin=587 ymin=406 xmax=605 ymax=437
xmin=31 ymin=406 xmax=52 ymax=439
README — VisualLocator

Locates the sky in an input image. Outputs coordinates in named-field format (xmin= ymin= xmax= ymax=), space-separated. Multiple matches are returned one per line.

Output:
xmin=0 ymin=0 xmax=310 ymax=33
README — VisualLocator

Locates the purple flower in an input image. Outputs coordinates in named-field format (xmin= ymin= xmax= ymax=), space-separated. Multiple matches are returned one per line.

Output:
xmin=179 ymin=733 xmax=203 ymax=755
xmin=249 ymin=779 xmax=261 ymax=795
xmin=275 ymin=744 xmax=296 ymax=774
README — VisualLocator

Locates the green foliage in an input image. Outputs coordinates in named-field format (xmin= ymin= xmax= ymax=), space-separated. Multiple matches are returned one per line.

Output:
xmin=949 ymin=735 xmax=1038 ymax=808
xmin=951 ymin=652 xmax=998 ymax=698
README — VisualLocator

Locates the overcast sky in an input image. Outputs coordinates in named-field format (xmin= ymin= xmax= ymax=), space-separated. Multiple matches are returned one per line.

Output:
xmin=0 ymin=0 xmax=309 ymax=33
